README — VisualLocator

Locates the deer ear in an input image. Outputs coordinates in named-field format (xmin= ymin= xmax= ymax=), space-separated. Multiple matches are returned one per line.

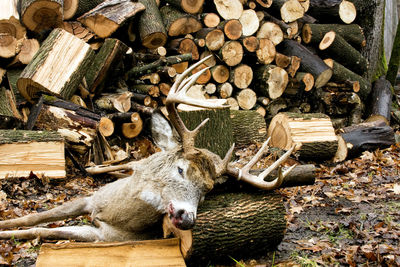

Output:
xmin=151 ymin=113 xmax=180 ymax=151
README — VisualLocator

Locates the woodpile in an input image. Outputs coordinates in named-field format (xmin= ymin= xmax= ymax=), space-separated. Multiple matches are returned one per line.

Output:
xmin=0 ymin=0 xmax=396 ymax=264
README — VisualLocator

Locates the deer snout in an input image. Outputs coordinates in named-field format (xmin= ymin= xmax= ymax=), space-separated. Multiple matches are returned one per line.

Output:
xmin=168 ymin=202 xmax=196 ymax=230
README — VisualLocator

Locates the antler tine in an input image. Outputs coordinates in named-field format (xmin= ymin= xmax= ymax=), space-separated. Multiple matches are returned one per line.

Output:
xmin=215 ymin=143 xmax=235 ymax=177
xmin=226 ymin=139 xmax=296 ymax=190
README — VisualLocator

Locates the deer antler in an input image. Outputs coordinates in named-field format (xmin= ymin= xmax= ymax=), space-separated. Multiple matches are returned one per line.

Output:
xmin=166 ymin=55 xmax=229 ymax=150
xmin=226 ymin=138 xmax=296 ymax=190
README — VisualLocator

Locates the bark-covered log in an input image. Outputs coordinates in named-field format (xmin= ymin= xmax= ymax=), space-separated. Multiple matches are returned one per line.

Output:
xmin=20 ymin=0 xmax=63 ymax=32
xmin=121 ymin=112 xmax=143 ymax=139
xmin=335 ymin=121 xmax=395 ymax=161
xmin=160 ymin=5 xmax=202 ymax=37
xmin=17 ymin=29 xmax=95 ymax=103
xmin=78 ymin=0 xmax=145 ymax=38
xmin=270 ymin=0 xmax=305 ymax=23
xmin=278 ymin=39 xmax=332 ymax=88
xmin=365 ymin=77 xmax=393 ymax=125
xmin=308 ymin=0 xmax=356 ymax=24
xmin=138 ymin=0 xmax=167 ymax=49
xmin=241 ymin=36 xmax=259 ymax=52
xmin=268 ymin=112 xmax=338 ymax=159
xmin=319 ymin=31 xmax=368 ymax=75
xmin=254 ymin=64 xmax=288 ymax=99
xmin=201 ymin=13 xmax=220 ymax=28
xmin=163 ymin=191 xmax=286 ymax=264
xmin=230 ymin=110 xmax=267 ymax=146
xmin=85 ymin=38 xmax=128 ymax=94
xmin=0 ymin=86 xmax=23 ymax=129
xmin=323 ymin=58 xmax=371 ymax=100
xmin=63 ymin=0 xmax=104 ymax=20
xmin=11 ymin=38 xmax=40 ymax=65
xmin=261 ymin=11 xmax=292 ymax=37
xmin=178 ymin=108 xmax=233 ymax=159
xmin=95 ymin=92 xmax=133 ymax=113
xmin=387 ymin=16 xmax=400 ymax=86
xmin=0 ymin=130 xmax=65 ymax=179
xmin=302 ymin=23 xmax=366 ymax=48
xmin=62 ymin=21 xmax=94 ymax=42
xmin=217 ymin=82 xmax=233 ymax=99
xmin=168 ymin=38 xmax=199 ymax=60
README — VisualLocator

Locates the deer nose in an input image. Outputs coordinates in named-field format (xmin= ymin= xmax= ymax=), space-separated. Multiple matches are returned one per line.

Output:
xmin=168 ymin=203 xmax=196 ymax=230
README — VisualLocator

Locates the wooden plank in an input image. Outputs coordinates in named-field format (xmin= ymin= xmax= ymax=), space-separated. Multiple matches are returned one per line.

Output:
xmin=36 ymin=238 xmax=186 ymax=267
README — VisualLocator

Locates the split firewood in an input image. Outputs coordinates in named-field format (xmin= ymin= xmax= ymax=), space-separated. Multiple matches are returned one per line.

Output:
xmin=334 ymin=120 xmax=395 ymax=162
xmin=268 ymin=112 xmax=338 ymax=159
xmin=275 ymin=52 xmax=291 ymax=68
xmin=308 ymin=0 xmax=357 ymax=24
xmin=319 ymin=31 xmax=368 ymax=75
xmin=20 ymin=0 xmax=63 ymax=32
xmin=201 ymin=13 xmax=221 ymax=28
xmin=121 ymin=112 xmax=143 ymax=139
xmin=302 ymin=23 xmax=366 ymax=48
xmin=256 ymin=38 xmax=276 ymax=64
xmin=254 ymin=64 xmax=289 ymax=99
xmin=17 ymin=29 xmax=95 ymax=103
xmin=137 ymin=0 xmax=167 ymax=49
xmin=0 ymin=130 xmax=65 ymax=179
xmin=78 ymin=0 xmax=145 ymax=38
xmin=278 ymin=39 xmax=332 ymax=88
xmin=95 ymin=92 xmax=133 ymax=113
xmin=365 ymin=77 xmax=392 ymax=125
xmin=219 ymin=40 xmax=243 ymax=66
xmin=164 ymin=0 xmax=204 ymax=14
xmin=85 ymin=38 xmax=129 ymax=94
xmin=0 ymin=34 xmax=18 ymax=58
xmin=168 ymin=38 xmax=199 ymax=60
xmin=286 ymin=55 xmax=301 ymax=78
xmin=28 ymin=95 xmax=101 ymax=151
xmin=218 ymin=19 xmax=243 ymax=40
xmin=217 ymin=82 xmax=233 ymax=99
xmin=214 ymin=0 xmax=243 ymax=20
xmin=239 ymin=9 xmax=259 ymax=36
xmin=36 ymin=239 xmax=186 ymax=267
xmin=236 ymin=88 xmax=257 ymax=110
xmin=230 ymin=64 xmax=253 ymax=89
xmin=63 ymin=0 xmax=104 ymax=20
xmin=163 ymin=191 xmax=286 ymax=262
xmin=241 ymin=35 xmax=259 ymax=52
xmin=195 ymin=28 xmax=225 ymax=51
xmin=323 ymin=58 xmax=371 ymax=100
xmin=0 ymin=86 xmax=23 ymax=129
xmin=230 ymin=110 xmax=267 ymax=146
xmin=211 ymin=65 xmax=230 ymax=84
xmin=0 ymin=0 xmax=26 ymax=40
xmin=270 ymin=0 xmax=305 ymax=23
xmin=257 ymin=21 xmax=284 ymax=45
xmin=160 ymin=5 xmax=202 ymax=37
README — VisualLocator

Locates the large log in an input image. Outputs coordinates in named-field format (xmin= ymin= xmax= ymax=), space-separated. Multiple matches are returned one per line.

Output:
xmin=365 ymin=77 xmax=392 ymax=125
xmin=239 ymin=9 xmax=259 ymax=36
xmin=230 ymin=64 xmax=253 ymax=89
xmin=278 ymin=39 xmax=332 ymax=88
xmin=160 ymin=5 xmax=202 ymax=37
xmin=218 ymin=19 xmax=242 ymax=40
xmin=17 ymin=29 xmax=95 ymax=103
xmin=219 ymin=40 xmax=243 ymax=67
xmin=308 ymin=0 xmax=357 ymax=24
xmin=63 ymin=0 xmax=104 ymax=20
xmin=78 ymin=0 xmax=145 ymax=38
xmin=138 ymin=0 xmax=167 ymax=49
xmin=163 ymin=191 xmax=286 ymax=264
xmin=319 ymin=31 xmax=368 ymax=75
xmin=267 ymin=112 xmax=338 ymax=159
xmin=0 ymin=130 xmax=65 ymax=179
xmin=164 ymin=0 xmax=204 ymax=14
xmin=236 ymin=88 xmax=257 ymax=110
xmin=19 ymin=0 xmax=63 ymax=32
xmin=270 ymin=0 xmax=305 ymax=23
xmin=230 ymin=110 xmax=267 ymax=146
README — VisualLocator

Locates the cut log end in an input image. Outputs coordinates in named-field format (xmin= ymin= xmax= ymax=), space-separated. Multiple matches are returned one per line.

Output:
xmin=315 ymin=68 xmax=333 ymax=88
xmin=142 ymin=32 xmax=168 ymax=49
xmin=99 ymin=117 xmax=114 ymax=137
xmin=21 ymin=0 xmax=63 ymax=32
xmin=339 ymin=0 xmax=357 ymax=24
xmin=319 ymin=31 xmax=336 ymax=50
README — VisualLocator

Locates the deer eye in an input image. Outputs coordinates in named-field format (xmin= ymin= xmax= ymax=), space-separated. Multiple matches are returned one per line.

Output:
xmin=178 ymin=167 xmax=183 ymax=175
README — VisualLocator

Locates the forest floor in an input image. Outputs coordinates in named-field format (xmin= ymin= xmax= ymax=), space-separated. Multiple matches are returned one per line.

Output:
xmin=0 ymin=141 xmax=399 ymax=266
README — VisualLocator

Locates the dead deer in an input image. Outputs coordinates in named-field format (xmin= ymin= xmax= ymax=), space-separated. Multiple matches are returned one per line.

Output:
xmin=0 ymin=56 xmax=295 ymax=242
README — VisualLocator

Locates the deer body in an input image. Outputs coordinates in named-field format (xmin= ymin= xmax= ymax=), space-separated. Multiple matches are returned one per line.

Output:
xmin=0 ymin=56 xmax=294 ymax=242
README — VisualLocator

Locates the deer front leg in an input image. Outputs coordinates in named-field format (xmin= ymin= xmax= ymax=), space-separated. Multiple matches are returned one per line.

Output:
xmin=0 ymin=197 xmax=91 ymax=229
xmin=0 ymin=225 xmax=103 ymax=241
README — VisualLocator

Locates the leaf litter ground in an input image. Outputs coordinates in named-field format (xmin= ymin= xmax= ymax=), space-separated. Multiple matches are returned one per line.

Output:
xmin=0 ymin=142 xmax=399 ymax=266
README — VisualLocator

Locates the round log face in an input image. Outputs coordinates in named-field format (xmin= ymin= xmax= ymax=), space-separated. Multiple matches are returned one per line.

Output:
xmin=237 ymin=88 xmax=257 ymax=110
xmin=182 ymin=0 xmax=204 ymax=14
xmin=221 ymin=41 xmax=243 ymax=66
xmin=267 ymin=67 xmax=289 ymax=99
xmin=22 ymin=1 xmax=63 ymax=32
xmin=214 ymin=0 xmax=243 ymax=20
xmin=339 ymin=0 xmax=356 ymax=24
xmin=168 ymin=17 xmax=202 ymax=36
xmin=257 ymin=22 xmax=284 ymax=45
xmin=239 ymin=9 xmax=259 ymax=36
xmin=63 ymin=0 xmax=78 ymax=20
xmin=319 ymin=31 xmax=336 ymax=50
xmin=256 ymin=38 xmax=276 ymax=64
xmin=205 ymin=29 xmax=225 ymax=51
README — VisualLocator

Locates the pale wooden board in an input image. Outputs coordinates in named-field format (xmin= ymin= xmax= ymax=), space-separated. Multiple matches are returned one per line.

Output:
xmin=36 ymin=238 xmax=186 ymax=267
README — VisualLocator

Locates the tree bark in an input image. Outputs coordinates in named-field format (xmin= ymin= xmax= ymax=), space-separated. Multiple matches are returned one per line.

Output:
xmin=17 ymin=29 xmax=95 ymax=103
xmin=63 ymin=0 xmax=105 ymax=19
xmin=138 ymin=0 xmax=167 ymax=49
xmin=230 ymin=110 xmax=267 ymax=146
xmin=308 ymin=0 xmax=356 ymax=24
xmin=163 ymin=191 xmax=286 ymax=264
xmin=278 ymin=39 xmax=332 ymax=88
xmin=387 ymin=17 xmax=400 ymax=86
xmin=365 ymin=77 xmax=392 ymax=125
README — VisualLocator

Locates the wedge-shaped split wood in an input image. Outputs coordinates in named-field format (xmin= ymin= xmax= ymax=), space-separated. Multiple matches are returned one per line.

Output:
xmin=17 ymin=29 xmax=95 ymax=103
xmin=78 ymin=0 xmax=145 ymax=38
xmin=268 ymin=112 xmax=338 ymax=160
xmin=36 ymin=238 xmax=185 ymax=267
xmin=0 ymin=130 xmax=65 ymax=179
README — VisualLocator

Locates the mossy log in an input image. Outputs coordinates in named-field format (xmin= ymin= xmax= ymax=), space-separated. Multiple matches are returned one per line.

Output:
xmin=163 ymin=191 xmax=286 ymax=264
xmin=17 ymin=29 xmax=95 ymax=103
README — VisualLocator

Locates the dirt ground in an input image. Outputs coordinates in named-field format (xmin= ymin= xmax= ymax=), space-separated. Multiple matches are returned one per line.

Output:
xmin=0 ymin=142 xmax=399 ymax=266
